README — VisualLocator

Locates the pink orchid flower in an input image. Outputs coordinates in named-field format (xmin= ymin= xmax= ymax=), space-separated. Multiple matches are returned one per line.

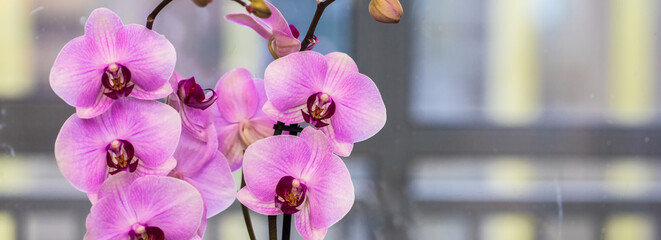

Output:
xmin=225 ymin=1 xmax=302 ymax=58
xmin=85 ymin=173 xmax=204 ymax=240
xmin=237 ymin=127 xmax=354 ymax=240
xmin=212 ymin=68 xmax=275 ymax=171
xmin=262 ymin=51 xmax=387 ymax=156
xmin=167 ymin=72 xmax=218 ymax=141
xmin=55 ymin=98 xmax=180 ymax=194
xmin=50 ymin=8 xmax=175 ymax=119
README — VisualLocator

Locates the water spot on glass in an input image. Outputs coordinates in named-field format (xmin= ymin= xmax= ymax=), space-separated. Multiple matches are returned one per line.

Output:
xmin=30 ymin=6 xmax=45 ymax=16
xmin=0 ymin=143 xmax=15 ymax=157
xmin=0 ymin=109 xmax=5 ymax=116
xmin=644 ymin=137 xmax=650 ymax=143
xmin=80 ymin=16 xmax=87 ymax=26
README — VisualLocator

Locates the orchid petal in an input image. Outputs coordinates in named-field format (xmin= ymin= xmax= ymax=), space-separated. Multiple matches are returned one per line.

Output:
xmin=323 ymin=52 xmax=359 ymax=92
xmin=115 ymin=24 xmax=176 ymax=92
xmin=215 ymin=123 xmax=244 ymax=171
xmin=239 ymin=117 xmax=276 ymax=146
xmin=50 ymin=36 xmax=104 ymax=109
xmin=84 ymin=8 xmax=123 ymax=61
xmin=294 ymin=205 xmax=328 ymax=240
xmin=272 ymin=33 xmax=301 ymax=58
xmin=262 ymin=1 xmax=294 ymax=38
xmin=131 ymin=82 xmax=173 ymax=100
xmin=319 ymin=123 xmax=354 ymax=157
xmin=264 ymin=51 xmax=327 ymax=111
xmin=236 ymin=188 xmax=282 ymax=216
xmin=326 ymin=72 xmax=386 ymax=144
xmin=225 ymin=13 xmax=272 ymax=39
xmin=75 ymin=92 xmax=114 ymax=119
xmin=262 ymin=101 xmax=305 ymax=124
xmin=305 ymin=153 xmax=354 ymax=229
xmin=242 ymin=135 xmax=311 ymax=202
xmin=214 ymin=68 xmax=259 ymax=122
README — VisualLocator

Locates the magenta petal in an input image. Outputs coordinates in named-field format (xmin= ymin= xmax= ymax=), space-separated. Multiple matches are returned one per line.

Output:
xmin=215 ymin=123 xmax=244 ymax=171
xmin=264 ymin=51 xmax=327 ymax=111
xmin=214 ymin=68 xmax=259 ymax=122
xmin=131 ymin=82 xmax=173 ymax=100
xmin=55 ymin=114 xmax=109 ymax=193
xmin=114 ymin=24 xmax=175 ymax=92
xmin=240 ymin=117 xmax=276 ymax=145
xmin=305 ymin=153 xmax=354 ymax=229
xmin=261 ymin=1 xmax=294 ymax=38
xmin=242 ymin=135 xmax=311 ymax=202
xmin=323 ymin=52 xmax=359 ymax=91
xmin=299 ymin=127 xmax=333 ymax=172
xmin=272 ymin=33 xmax=301 ymax=58
xmin=113 ymin=99 xmax=182 ymax=167
xmin=50 ymin=36 xmax=105 ymax=109
xmin=225 ymin=13 xmax=271 ymax=39
xmin=327 ymin=72 xmax=387 ymax=143
xmin=294 ymin=205 xmax=328 ymax=240
xmin=84 ymin=8 xmax=123 ymax=61
xmin=236 ymin=188 xmax=282 ymax=216
xmin=262 ymin=101 xmax=305 ymax=124
xmin=319 ymin=123 xmax=354 ymax=157
xmin=75 ymin=93 xmax=114 ymax=119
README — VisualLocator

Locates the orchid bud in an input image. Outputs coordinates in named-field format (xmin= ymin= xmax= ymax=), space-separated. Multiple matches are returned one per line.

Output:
xmin=191 ymin=0 xmax=213 ymax=7
xmin=249 ymin=0 xmax=272 ymax=19
xmin=368 ymin=0 xmax=403 ymax=24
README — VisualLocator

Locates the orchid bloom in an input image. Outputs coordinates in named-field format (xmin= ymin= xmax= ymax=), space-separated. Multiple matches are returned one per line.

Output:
xmin=169 ymin=128 xmax=236 ymax=218
xmin=85 ymin=173 xmax=204 ymax=240
xmin=55 ymin=98 xmax=180 ymax=194
xmin=50 ymin=8 xmax=175 ymax=119
xmin=213 ymin=68 xmax=275 ymax=171
xmin=167 ymin=72 xmax=218 ymax=141
xmin=237 ymin=127 xmax=354 ymax=240
xmin=262 ymin=51 xmax=387 ymax=156
xmin=225 ymin=1 xmax=303 ymax=58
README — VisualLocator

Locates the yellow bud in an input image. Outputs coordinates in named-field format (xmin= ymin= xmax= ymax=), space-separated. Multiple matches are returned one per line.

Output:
xmin=368 ymin=0 xmax=403 ymax=24
xmin=250 ymin=0 xmax=272 ymax=19
xmin=191 ymin=0 xmax=213 ymax=7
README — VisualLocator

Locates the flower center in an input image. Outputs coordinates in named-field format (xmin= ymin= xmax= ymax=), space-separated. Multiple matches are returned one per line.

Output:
xmin=129 ymin=225 xmax=164 ymax=240
xmin=301 ymin=93 xmax=336 ymax=128
xmin=101 ymin=63 xmax=134 ymax=99
xmin=106 ymin=140 xmax=139 ymax=175
xmin=177 ymin=77 xmax=217 ymax=110
xmin=274 ymin=176 xmax=308 ymax=214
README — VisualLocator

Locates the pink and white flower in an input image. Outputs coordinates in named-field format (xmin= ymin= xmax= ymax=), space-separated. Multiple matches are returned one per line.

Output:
xmin=50 ymin=8 xmax=175 ymax=119
xmin=263 ymin=51 xmax=387 ymax=156
xmin=238 ymin=127 xmax=354 ymax=240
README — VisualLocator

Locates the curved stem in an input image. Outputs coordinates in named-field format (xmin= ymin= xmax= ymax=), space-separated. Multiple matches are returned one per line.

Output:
xmin=240 ymin=171 xmax=257 ymax=240
xmin=146 ymin=0 xmax=174 ymax=30
xmin=231 ymin=0 xmax=248 ymax=7
xmin=300 ymin=0 xmax=336 ymax=51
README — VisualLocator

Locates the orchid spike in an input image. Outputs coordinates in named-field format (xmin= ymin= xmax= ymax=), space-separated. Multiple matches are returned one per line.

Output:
xmin=237 ymin=127 xmax=354 ymax=240
xmin=55 ymin=98 xmax=180 ymax=194
xmin=225 ymin=1 xmax=302 ymax=58
xmin=213 ymin=68 xmax=275 ymax=171
xmin=263 ymin=51 xmax=387 ymax=156
xmin=85 ymin=173 xmax=204 ymax=240
xmin=50 ymin=8 xmax=175 ymax=119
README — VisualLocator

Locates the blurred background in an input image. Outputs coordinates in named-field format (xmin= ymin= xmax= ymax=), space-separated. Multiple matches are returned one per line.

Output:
xmin=1 ymin=0 xmax=661 ymax=239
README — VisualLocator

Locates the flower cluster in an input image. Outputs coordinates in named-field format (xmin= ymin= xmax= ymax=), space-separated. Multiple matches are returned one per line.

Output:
xmin=50 ymin=1 xmax=398 ymax=239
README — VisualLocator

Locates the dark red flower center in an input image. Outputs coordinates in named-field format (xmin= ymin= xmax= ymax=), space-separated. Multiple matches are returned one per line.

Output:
xmin=177 ymin=77 xmax=217 ymax=110
xmin=101 ymin=63 xmax=134 ymax=100
xmin=106 ymin=139 xmax=139 ymax=175
xmin=129 ymin=225 xmax=164 ymax=240
xmin=302 ymin=92 xmax=335 ymax=128
xmin=275 ymin=176 xmax=308 ymax=214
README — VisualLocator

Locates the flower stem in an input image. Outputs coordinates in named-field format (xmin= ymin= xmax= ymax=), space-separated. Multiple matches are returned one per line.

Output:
xmin=282 ymin=214 xmax=292 ymax=240
xmin=240 ymin=172 xmax=257 ymax=240
xmin=268 ymin=215 xmax=278 ymax=240
xmin=146 ymin=0 xmax=173 ymax=30
xmin=231 ymin=0 xmax=248 ymax=7
xmin=300 ymin=0 xmax=336 ymax=51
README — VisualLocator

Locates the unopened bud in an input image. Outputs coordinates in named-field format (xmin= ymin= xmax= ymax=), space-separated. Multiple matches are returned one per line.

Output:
xmin=191 ymin=0 xmax=213 ymax=7
xmin=250 ymin=0 xmax=272 ymax=19
xmin=368 ymin=0 xmax=403 ymax=24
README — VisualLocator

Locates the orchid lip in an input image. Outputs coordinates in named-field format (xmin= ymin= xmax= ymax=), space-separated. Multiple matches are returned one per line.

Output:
xmin=274 ymin=176 xmax=308 ymax=214
xmin=101 ymin=63 xmax=134 ymax=100
xmin=177 ymin=77 xmax=217 ymax=110
xmin=129 ymin=224 xmax=165 ymax=240
xmin=106 ymin=139 xmax=139 ymax=175
xmin=301 ymin=92 xmax=336 ymax=128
